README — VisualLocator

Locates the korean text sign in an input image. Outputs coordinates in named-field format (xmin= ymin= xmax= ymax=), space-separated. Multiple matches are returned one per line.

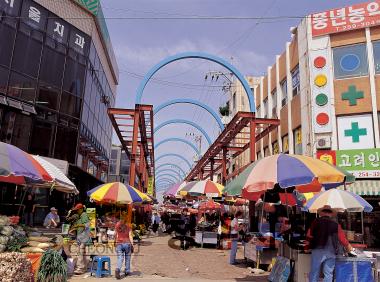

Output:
xmin=336 ymin=148 xmax=380 ymax=178
xmin=312 ymin=0 xmax=380 ymax=37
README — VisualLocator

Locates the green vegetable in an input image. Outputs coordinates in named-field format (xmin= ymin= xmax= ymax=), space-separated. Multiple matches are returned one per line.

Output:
xmin=1 ymin=226 xmax=13 ymax=236
xmin=6 ymin=234 xmax=27 ymax=252
xmin=37 ymin=249 xmax=67 ymax=282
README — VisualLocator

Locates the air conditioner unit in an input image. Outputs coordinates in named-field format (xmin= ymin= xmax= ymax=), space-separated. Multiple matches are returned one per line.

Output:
xmin=316 ymin=136 xmax=331 ymax=149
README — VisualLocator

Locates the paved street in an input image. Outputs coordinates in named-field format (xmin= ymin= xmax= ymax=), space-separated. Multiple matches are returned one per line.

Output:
xmin=69 ymin=234 xmax=268 ymax=281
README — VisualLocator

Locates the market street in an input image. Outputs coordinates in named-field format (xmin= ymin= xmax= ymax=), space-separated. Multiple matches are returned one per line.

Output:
xmin=69 ymin=233 xmax=268 ymax=281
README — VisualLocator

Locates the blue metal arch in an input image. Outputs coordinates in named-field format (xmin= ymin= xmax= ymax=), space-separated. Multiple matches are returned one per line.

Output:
xmin=156 ymin=168 xmax=183 ymax=179
xmin=154 ymin=98 xmax=224 ymax=130
xmin=155 ymin=173 xmax=179 ymax=181
xmin=155 ymin=138 xmax=200 ymax=156
xmin=154 ymin=119 xmax=212 ymax=145
xmin=135 ymin=51 xmax=255 ymax=112
xmin=155 ymin=163 xmax=186 ymax=176
xmin=155 ymin=178 xmax=176 ymax=185
xmin=155 ymin=153 xmax=192 ymax=169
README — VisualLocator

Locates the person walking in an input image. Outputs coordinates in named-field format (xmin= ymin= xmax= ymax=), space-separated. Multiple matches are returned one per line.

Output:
xmin=229 ymin=211 xmax=242 ymax=265
xmin=151 ymin=211 xmax=161 ymax=235
xmin=115 ymin=211 xmax=133 ymax=279
xmin=70 ymin=203 xmax=90 ymax=275
xmin=306 ymin=205 xmax=356 ymax=282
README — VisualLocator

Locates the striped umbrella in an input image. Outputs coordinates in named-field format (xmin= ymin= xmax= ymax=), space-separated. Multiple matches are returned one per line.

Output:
xmin=164 ymin=182 xmax=187 ymax=197
xmin=87 ymin=182 xmax=151 ymax=205
xmin=0 ymin=142 xmax=52 ymax=184
xmin=243 ymin=154 xmax=354 ymax=193
xmin=179 ymin=180 xmax=224 ymax=197
xmin=305 ymin=189 xmax=373 ymax=213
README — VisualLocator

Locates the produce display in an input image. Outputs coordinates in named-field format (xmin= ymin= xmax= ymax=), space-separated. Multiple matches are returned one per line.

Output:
xmin=0 ymin=216 xmax=27 ymax=253
xmin=0 ymin=252 xmax=33 ymax=282
xmin=37 ymin=249 xmax=67 ymax=282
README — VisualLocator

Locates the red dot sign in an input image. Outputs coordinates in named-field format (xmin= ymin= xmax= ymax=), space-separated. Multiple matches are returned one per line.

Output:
xmin=316 ymin=113 xmax=329 ymax=125
xmin=314 ymin=56 xmax=326 ymax=68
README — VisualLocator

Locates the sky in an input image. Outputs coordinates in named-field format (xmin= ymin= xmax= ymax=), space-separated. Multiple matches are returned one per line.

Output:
xmin=102 ymin=0 xmax=362 ymax=194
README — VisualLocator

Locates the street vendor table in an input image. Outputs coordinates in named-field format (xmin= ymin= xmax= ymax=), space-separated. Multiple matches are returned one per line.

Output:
xmin=244 ymin=240 xmax=278 ymax=266
xmin=195 ymin=230 xmax=218 ymax=247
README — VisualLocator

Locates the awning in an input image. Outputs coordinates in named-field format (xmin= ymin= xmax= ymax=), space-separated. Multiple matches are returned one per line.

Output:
xmin=342 ymin=180 xmax=380 ymax=196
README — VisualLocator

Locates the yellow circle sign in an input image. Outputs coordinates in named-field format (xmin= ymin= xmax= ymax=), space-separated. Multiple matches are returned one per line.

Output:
xmin=314 ymin=74 xmax=327 ymax=87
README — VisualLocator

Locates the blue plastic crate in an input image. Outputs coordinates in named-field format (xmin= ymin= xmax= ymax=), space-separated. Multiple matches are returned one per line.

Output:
xmin=335 ymin=257 xmax=374 ymax=282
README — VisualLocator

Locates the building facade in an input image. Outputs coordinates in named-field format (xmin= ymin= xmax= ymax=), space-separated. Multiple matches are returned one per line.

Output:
xmin=108 ymin=145 xmax=131 ymax=185
xmin=0 ymin=0 xmax=118 ymax=218
xmin=229 ymin=0 xmax=380 ymax=196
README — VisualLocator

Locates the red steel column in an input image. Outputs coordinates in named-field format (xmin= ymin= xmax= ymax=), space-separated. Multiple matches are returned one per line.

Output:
xmin=250 ymin=119 xmax=256 ymax=163
xmin=129 ymin=111 xmax=140 ymax=187
xmin=210 ymin=158 xmax=214 ymax=181
xmin=221 ymin=147 xmax=227 ymax=185
xmin=138 ymin=144 xmax=144 ymax=191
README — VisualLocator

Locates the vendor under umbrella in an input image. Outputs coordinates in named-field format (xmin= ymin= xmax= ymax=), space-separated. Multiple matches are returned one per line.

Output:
xmin=306 ymin=205 xmax=356 ymax=282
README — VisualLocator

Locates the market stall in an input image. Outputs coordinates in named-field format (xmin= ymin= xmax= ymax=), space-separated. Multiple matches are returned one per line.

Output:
xmin=194 ymin=200 xmax=221 ymax=247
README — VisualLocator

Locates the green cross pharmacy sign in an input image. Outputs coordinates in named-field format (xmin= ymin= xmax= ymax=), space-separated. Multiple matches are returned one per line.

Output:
xmin=336 ymin=148 xmax=380 ymax=178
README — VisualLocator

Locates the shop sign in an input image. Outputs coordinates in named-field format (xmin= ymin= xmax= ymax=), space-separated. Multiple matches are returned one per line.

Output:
xmin=337 ymin=114 xmax=375 ymax=150
xmin=312 ymin=0 xmax=380 ymax=37
xmin=273 ymin=142 xmax=279 ymax=154
xmin=336 ymin=148 xmax=380 ymax=178
xmin=0 ymin=0 xmax=22 ymax=16
xmin=282 ymin=135 xmax=289 ymax=152
xmin=295 ymin=128 xmax=302 ymax=145
xmin=316 ymin=150 xmax=336 ymax=165
xmin=47 ymin=18 xmax=69 ymax=43
xmin=21 ymin=0 xmax=47 ymax=31
xmin=69 ymin=28 xmax=89 ymax=55
xmin=147 ymin=177 xmax=154 ymax=196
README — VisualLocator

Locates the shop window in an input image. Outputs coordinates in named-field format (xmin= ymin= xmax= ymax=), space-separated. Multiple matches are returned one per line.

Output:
xmin=29 ymin=120 xmax=56 ymax=157
xmin=291 ymin=65 xmax=300 ymax=97
xmin=7 ymin=71 xmax=36 ymax=102
xmin=281 ymin=79 xmax=287 ymax=107
xmin=54 ymin=126 xmax=78 ymax=164
xmin=271 ymin=90 xmax=277 ymax=117
xmin=282 ymin=135 xmax=289 ymax=153
xmin=293 ymin=127 xmax=302 ymax=154
xmin=12 ymin=31 xmax=42 ymax=78
xmin=60 ymin=91 xmax=82 ymax=118
xmin=263 ymin=97 xmax=268 ymax=118
xmin=37 ymin=84 xmax=59 ymax=110
xmin=0 ymin=66 xmax=8 ymax=95
xmin=109 ymin=159 xmax=117 ymax=175
xmin=63 ymin=58 xmax=86 ymax=97
xmin=372 ymin=41 xmax=380 ymax=74
xmin=0 ymin=111 xmax=31 ymax=151
xmin=333 ymin=44 xmax=368 ymax=79
xmin=256 ymin=106 xmax=261 ymax=118
xmin=40 ymin=46 xmax=65 ymax=87
xmin=264 ymin=146 xmax=270 ymax=157
xmin=0 ymin=23 xmax=16 ymax=67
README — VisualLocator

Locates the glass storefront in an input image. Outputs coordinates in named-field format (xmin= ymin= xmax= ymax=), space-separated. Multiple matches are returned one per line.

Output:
xmin=0 ymin=0 xmax=114 ymax=170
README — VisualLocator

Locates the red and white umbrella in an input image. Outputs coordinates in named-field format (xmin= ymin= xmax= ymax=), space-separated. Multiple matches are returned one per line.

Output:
xmin=179 ymin=180 xmax=224 ymax=198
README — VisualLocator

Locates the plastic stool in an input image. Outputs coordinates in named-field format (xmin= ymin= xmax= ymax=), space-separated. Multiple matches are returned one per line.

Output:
xmin=90 ymin=256 xmax=111 ymax=278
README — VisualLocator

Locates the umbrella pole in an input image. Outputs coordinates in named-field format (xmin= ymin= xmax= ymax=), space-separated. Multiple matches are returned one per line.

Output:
xmin=17 ymin=186 xmax=28 ymax=216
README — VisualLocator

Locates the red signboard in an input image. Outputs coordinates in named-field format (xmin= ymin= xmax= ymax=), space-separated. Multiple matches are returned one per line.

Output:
xmin=312 ymin=0 xmax=380 ymax=37
xmin=316 ymin=150 xmax=336 ymax=165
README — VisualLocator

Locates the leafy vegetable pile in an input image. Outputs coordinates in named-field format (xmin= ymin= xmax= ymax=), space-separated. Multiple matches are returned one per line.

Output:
xmin=37 ymin=249 xmax=67 ymax=282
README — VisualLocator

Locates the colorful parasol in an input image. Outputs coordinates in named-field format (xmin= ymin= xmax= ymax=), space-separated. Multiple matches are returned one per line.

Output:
xmin=87 ymin=182 xmax=151 ymax=205
xmin=179 ymin=180 xmax=224 ymax=197
xmin=32 ymin=155 xmax=78 ymax=194
xmin=164 ymin=182 xmax=187 ymax=197
xmin=243 ymin=154 xmax=354 ymax=193
xmin=305 ymin=189 xmax=373 ymax=213
xmin=0 ymin=142 xmax=52 ymax=185
xmin=199 ymin=199 xmax=222 ymax=210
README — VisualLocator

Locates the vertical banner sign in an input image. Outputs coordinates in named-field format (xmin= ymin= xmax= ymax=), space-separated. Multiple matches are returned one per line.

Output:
xmin=282 ymin=135 xmax=289 ymax=152
xmin=312 ymin=0 xmax=380 ymax=37
xmin=86 ymin=208 xmax=97 ymax=238
xmin=147 ymin=177 xmax=154 ymax=196
xmin=336 ymin=148 xmax=380 ymax=178
xmin=0 ymin=0 xmax=22 ymax=16
xmin=21 ymin=0 xmax=47 ymax=31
